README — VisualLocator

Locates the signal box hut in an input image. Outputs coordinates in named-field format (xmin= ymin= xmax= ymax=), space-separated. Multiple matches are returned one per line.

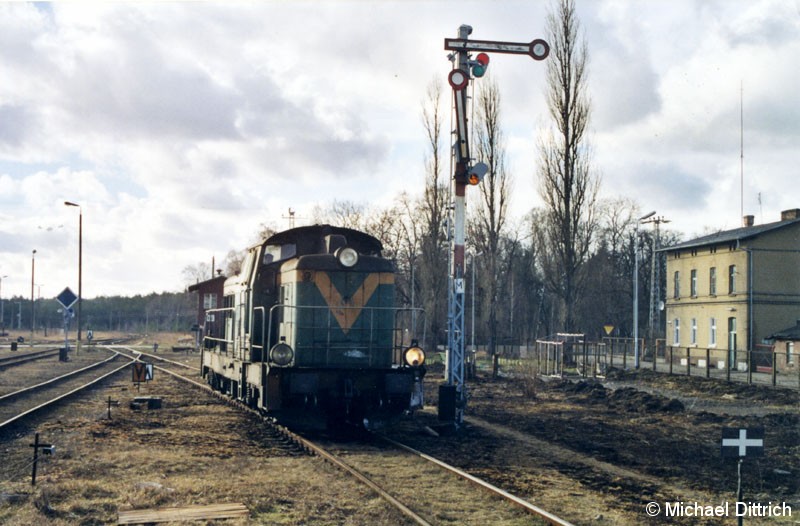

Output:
xmin=188 ymin=275 xmax=226 ymax=333
xmin=766 ymin=320 xmax=800 ymax=372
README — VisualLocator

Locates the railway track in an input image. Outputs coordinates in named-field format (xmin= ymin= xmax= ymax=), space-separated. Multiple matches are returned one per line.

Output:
xmin=114 ymin=347 xmax=572 ymax=526
xmin=0 ymin=350 xmax=133 ymax=431
xmin=0 ymin=348 xmax=61 ymax=370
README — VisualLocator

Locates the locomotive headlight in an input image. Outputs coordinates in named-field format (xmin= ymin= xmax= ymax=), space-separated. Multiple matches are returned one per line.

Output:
xmin=336 ymin=246 xmax=359 ymax=267
xmin=269 ymin=342 xmax=294 ymax=366
xmin=403 ymin=344 xmax=426 ymax=367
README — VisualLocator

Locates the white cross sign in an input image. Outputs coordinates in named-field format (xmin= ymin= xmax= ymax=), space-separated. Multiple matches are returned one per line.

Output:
xmin=721 ymin=428 xmax=764 ymax=458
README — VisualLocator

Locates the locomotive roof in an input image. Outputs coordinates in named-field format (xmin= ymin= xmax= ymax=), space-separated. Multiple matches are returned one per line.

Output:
xmin=263 ymin=224 xmax=383 ymax=256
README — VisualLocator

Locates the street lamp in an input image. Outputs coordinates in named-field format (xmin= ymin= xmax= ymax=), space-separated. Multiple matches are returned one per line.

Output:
xmin=31 ymin=249 xmax=36 ymax=346
xmin=65 ymin=201 xmax=82 ymax=353
xmin=0 ymin=274 xmax=7 ymax=335
xmin=634 ymin=211 xmax=656 ymax=368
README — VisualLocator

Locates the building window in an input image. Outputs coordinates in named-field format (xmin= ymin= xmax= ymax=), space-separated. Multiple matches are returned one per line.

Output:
xmin=673 ymin=271 xmax=680 ymax=299
xmin=709 ymin=267 xmax=717 ymax=295
xmin=691 ymin=318 xmax=697 ymax=345
xmin=728 ymin=317 xmax=737 ymax=351
xmin=690 ymin=269 xmax=697 ymax=297
xmin=203 ymin=293 xmax=218 ymax=310
xmin=728 ymin=265 xmax=737 ymax=294
xmin=710 ymin=318 xmax=717 ymax=347
xmin=673 ymin=318 xmax=680 ymax=345
xmin=789 ymin=342 xmax=795 ymax=365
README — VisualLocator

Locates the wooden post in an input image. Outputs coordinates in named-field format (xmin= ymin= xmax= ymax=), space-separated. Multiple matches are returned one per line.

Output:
xmin=772 ymin=351 xmax=777 ymax=386
xmin=706 ymin=348 xmax=711 ymax=379
xmin=686 ymin=347 xmax=691 ymax=376
xmin=727 ymin=351 xmax=732 ymax=382
xmin=622 ymin=340 xmax=627 ymax=369
xmin=669 ymin=347 xmax=674 ymax=375
xmin=653 ymin=340 xmax=657 ymax=372
xmin=29 ymin=433 xmax=52 ymax=486
xmin=30 ymin=432 xmax=39 ymax=486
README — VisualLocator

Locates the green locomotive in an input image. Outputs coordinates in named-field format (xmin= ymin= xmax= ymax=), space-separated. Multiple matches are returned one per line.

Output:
xmin=201 ymin=225 xmax=426 ymax=428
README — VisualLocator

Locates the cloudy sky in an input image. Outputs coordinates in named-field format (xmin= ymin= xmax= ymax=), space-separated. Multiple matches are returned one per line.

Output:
xmin=1 ymin=0 xmax=799 ymax=300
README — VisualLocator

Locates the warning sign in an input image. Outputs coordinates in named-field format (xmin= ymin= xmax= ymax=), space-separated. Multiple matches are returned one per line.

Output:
xmin=132 ymin=362 xmax=154 ymax=384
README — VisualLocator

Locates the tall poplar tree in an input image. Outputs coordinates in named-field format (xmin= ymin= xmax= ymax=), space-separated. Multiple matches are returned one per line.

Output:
xmin=537 ymin=0 xmax=600 ymax=331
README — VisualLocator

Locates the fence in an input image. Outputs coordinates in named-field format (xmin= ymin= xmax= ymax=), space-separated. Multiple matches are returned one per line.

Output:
xmin=492 ymin=338 xmax=800 ymax=390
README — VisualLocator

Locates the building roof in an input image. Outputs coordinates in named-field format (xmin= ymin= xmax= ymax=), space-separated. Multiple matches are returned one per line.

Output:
xmin=187 ymin=274 xmax=226 ymax=293
xmin=661 ymin=217 xmax=800 ymax=252
xmin=768 ymin=321 xmax=800 ymax=341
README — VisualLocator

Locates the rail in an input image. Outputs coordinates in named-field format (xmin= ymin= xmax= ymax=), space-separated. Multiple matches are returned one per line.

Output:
xmin=114 ymin=347 xmax=569 ymax=526
xmin=0 ymin=352 xmax=133 ymax=430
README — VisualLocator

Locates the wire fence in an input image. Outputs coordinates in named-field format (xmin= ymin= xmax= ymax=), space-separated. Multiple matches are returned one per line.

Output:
xmin=488 ymin=335 xmax=800 ymax=391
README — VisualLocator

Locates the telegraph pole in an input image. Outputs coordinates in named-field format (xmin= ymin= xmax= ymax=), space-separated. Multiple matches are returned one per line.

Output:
xmin=442 ymin=25 xmax=548 ymax=426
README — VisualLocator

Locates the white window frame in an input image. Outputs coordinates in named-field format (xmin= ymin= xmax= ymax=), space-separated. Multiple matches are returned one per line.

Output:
xmin=709 ymin=318 xmax=717 ymax=347
xmin=691 ymin=318 xmax=697 ymax=345
xmin=203 ymin=293 xmax=218 ymax=310
xmin=673 ymin=318 xmax=680 ymax=346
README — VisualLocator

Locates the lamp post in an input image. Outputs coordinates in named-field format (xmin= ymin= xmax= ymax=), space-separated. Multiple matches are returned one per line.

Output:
xmin=634 ymin=211 xmax=656 ymax=368
xmin=65 ymin=201 xmax=82 ymax=353
xmin=31 ymin=250 xmax=36 ymax=346
xmin=0 ymin=274 xmax=7 ymax=335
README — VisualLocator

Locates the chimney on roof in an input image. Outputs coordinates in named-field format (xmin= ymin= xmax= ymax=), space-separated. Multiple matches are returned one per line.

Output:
xmin=781 ymin=208 xmax=800 ymax=221
xmin=743 ymin=215 xmax=754 ymax=227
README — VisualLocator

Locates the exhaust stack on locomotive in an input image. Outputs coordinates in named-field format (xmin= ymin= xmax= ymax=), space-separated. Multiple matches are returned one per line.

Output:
xmin=200 ymin=224 xmax=425 ymax=427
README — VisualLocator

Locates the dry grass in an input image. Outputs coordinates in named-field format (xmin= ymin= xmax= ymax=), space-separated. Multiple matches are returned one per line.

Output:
xmin=0 ymin=369 xmax=409 ymax=525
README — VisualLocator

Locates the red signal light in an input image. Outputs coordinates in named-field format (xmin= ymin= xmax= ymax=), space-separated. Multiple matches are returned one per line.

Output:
xmin=472 ymin=53 xmax=490 ymax=78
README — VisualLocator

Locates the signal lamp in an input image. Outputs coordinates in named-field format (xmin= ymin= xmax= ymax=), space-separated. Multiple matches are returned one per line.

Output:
xmin=467 ymin=162 xmax=488 ymax=185
xmin=472 ymin=52 xmax=490 ymax=77
xmin=404 ymin=342 xmax=426 ymax=367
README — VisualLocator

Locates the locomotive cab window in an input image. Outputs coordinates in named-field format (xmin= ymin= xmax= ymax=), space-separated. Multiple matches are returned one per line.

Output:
xmin=263 ymin=244 xmax=296 ymax=264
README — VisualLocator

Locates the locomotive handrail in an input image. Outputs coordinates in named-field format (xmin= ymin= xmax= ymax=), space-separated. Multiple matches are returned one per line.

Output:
xmin=203 ymin=306 xmax=235 ymax=355
xmin=250 ymin=306 xmax=266 ymax=362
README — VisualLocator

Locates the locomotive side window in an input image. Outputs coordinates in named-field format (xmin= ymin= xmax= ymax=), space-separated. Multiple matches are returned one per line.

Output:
xmin=263 ymin=244 xmax=296 ymax=264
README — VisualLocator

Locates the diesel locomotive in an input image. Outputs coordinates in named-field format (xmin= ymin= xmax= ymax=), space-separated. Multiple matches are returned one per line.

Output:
xmin=200 ymin=224 xmax=426 ymax=428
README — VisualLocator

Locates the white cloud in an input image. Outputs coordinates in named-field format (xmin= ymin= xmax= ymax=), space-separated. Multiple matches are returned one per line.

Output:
xmin=1 ymin=0 xmax=799 ymax=298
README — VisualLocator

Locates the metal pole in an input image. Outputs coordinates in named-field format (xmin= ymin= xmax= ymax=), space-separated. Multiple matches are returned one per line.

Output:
xmin=78 ymin=207 xmax=83 ymax=353
xmin=65 ymin=202 xmax=82 ymax=354
xmin=445 ymin=23 xmax=473 ymax=426
xmin=30 ymin=250 xmax=36 ymax=346
xmin=634 ymin=211 xmax=655 ymax=368
xmin=0 ymin=275 xmax=6 ymax=335
xmin=471 ymin=252 xmax=476 ymax=354
xmin=737 ymin=458 xmax=743 ymax=526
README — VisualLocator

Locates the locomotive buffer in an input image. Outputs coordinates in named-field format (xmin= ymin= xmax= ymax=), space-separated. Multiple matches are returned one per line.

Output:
xmin=442 ymin=25 xmax=548 ymax=426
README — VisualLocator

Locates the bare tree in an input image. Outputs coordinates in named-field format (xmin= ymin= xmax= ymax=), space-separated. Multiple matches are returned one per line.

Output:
xmin=470 ymin=78 xmax=513 ymax=375
xmin=311 ymin=199 xmax=367 ymax=230
xmin=181 ymin=262 xmax=211 ymax=287
xmin=536 ymin=0 xmax=600 ymax=332
xmin=418 ymin=78 xmax=449 ymax=348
